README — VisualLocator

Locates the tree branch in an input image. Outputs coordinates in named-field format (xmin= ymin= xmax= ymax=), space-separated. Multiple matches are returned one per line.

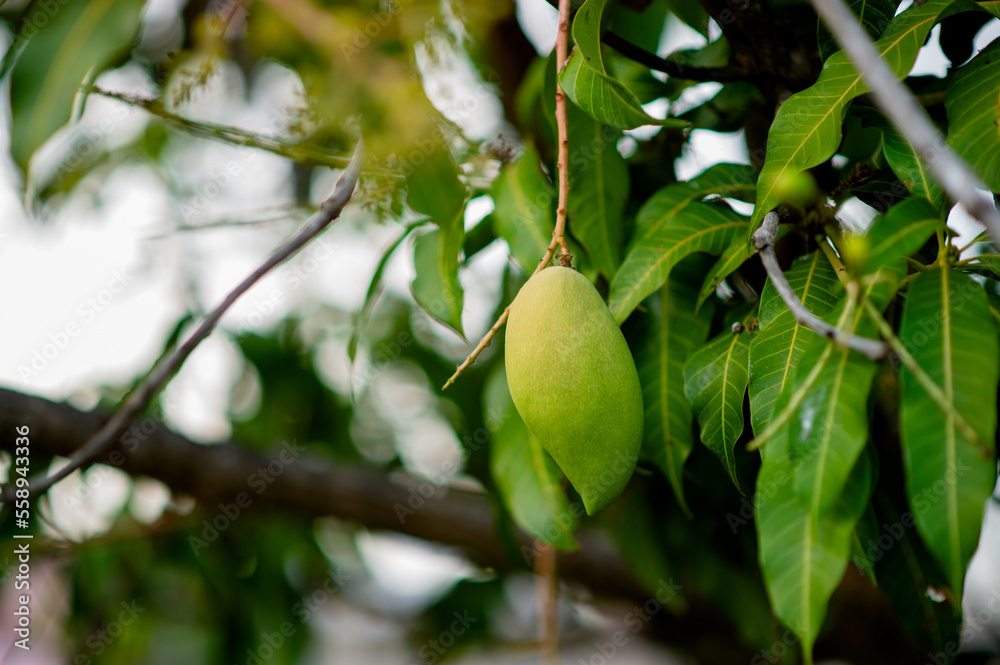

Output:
xmin=601 ymin=31 xmax=746 ymax=82
xmin=810 ymin=0 xmax=1000 ymax=242
xmin=8 ymin=141 xmax=365 ymax=501
xmin=752 ymin=212 xmax=889 ymax=361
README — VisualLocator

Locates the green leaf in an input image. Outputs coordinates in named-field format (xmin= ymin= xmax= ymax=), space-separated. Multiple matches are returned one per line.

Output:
xmin=750 ymin=0 xmax=961 ymax=237
xmin=844 ymin=196 xmax=945 ymax=275
xmin=664 ymin=0 xmax=711 ymax=37
xmin=411 ymin=230 xmax=465 ymax=337
xmin=633 ymin=256 xmax=715 ymax=515
xmin=855 ymin=108 xmax=944 ymax=207
xmin=817 ymin=0 xmax=896 ymax=61
xmin=749 ymin=252 xmax=843 ymax=436
xmin=486 ymin=366 xmax=578 ymax=550
xmin=567 ymin=112 xmax=629 ymax=278
xmin=899 ymin=267 xmax=999 ymax=599
xmin=491 ymin=144 xmax=556 ymax=273
xmin=946 ymin=37 xmax=1000 ymax=191
xmin=635 ymin=163 xmax=757 ymax=239
xmin=559 ymin=0 xmax=690 ymax=130
xmin=696 ymin=240 xmax=754 ymax=308
xmin=684 ymin=316 xmax=754 ymax=491
xmin=407 ymin=150 xmax=467 ymax=335
xmin=9 ymin=0 xmax=146 ymax=171
xmin=610 ymin=202 xmax=749 ymax=324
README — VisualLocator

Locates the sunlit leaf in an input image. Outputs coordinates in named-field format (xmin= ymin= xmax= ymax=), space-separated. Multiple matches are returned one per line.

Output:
xmin=559 ymin=0 xmax=689 ymax=130
xmin=750 ymin=0 xmax=961 ymax=238
xmin=610 ymin=201 xmax=748 ymax=324
xmin=899 ymin=267 xmax=998 ymax=599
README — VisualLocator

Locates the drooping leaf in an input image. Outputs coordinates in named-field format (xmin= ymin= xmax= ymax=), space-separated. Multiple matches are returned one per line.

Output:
xmin=610 ymin=202 xmax=749 ymax=323
xmin=486 ymin=366 xmax=578 ymax=550
xmin=946 ymin=37 xmax=1000 ymax=191
xmin=817 ymin=0 xmax=896 ymax=61
xmin=9 ymin=0 xmax=146 ymax=171
xmin=567 ymin=110 xmax=629 ymax=278
xmin=899 ymin=267 xmax=998 ymax=600
xmin=635 ymin=162 xmax=757 ymax=239
xmin=411 ymin=229 xmax=465 ymax=337
xmin=684 ymin=315 xmax=754 ymax=491
xmin=633 ymin=255 xmax=715 ymax=515
xmin=750 ymin=0 xmax=961 ymax=237
xmin=696 ymin=239 xmax=755 ymax=308
xmin=559 ymin=0 xmax=689 ymax=130
xmin=844 ymin=196 xmax=945 ymax=275
xmin=407 ymin=150 xmax=467 ymax=335
xmin=749 ymin=252 xmax=843 ymax=436
xmin=491 ymin=144 xmax=556 ymax=273
xmin=854 ymin=107 xmax=944 ymax=207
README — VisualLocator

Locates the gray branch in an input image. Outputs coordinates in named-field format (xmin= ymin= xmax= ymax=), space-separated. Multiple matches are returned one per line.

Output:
xmin=13 ymin=140 xmax=366 ymax=501
xmin=810 ymin=0 xmax=1000 ymax=241
xmin=752 ymin=212 xmax=889 ymax=360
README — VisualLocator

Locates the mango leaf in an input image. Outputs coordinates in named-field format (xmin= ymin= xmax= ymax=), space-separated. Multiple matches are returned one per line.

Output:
xmin=635 ymin=162 xmax=757 ymax=239
xmin=844 ymin=196 xmax=945 ymax=275
xmin=486 ymin=366 xmax=578 ymax=550
xmin=749 ymin=252 xmax=843 ymax=436
xmin=491 ymin=144 xmax=556 ymax=273
xmin=610 ymin=202 xmax=748 ymax=324
xmin=664 ymin=0 xmax=711 ymax=37
xmin=946 ymin=37 xmax=1000 ymax=190
xmin=9 ymin=0 xmax=146 ymax=171
xmin=407 ymin=150 xmax=467 ymax=335
xmin=683 ymin=315 xmax=754 ymax=491
xmin=899 ymin=267 xmax=998 ymax=600
xmin=855 ymin=107 xmax=944 ymax=207
xmin=696 ymin=225 xmax=790 ymax=308
xmin=750 ymin=0 xmax=960 ymax=237
xmin=411 ymin=230 xmax=465 ymax=337
xmin=962 ymin=253 xmax=1000 ymax=280
xmin=559 ymin=0 xmax=689 ymax=130
xmin=817 ymin=0 xmax=896 ymax=61
xmin=633 ymin=255 xmax=714 ymax=515
xmin=757 ymin=425 xmax=873 ymax=665
xmin=567 ymin=111 xmax=629 ymax=278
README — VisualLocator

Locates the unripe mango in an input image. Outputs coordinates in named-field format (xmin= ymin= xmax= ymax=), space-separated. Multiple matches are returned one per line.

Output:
xmin=504 ymin=267 xmax=643 ymax=514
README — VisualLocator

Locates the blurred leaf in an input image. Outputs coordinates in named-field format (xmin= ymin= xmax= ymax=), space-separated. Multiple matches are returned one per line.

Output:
xmin=632 ymin=255 xmax=715 ymax=515
xmin=559 ymin=0 xmax=689 ymax=130
xmin=567 ymin=110 xmax=629 ymax=277
xmin=9 ymin=0 xmax=145 ymax=170
xmin=486 ymin=366 xmax=578 ymax=550
xmin=940 ymin=10 xmax=994 ymax=65
xmin=899 ymin=267 xmax=998 ymax=600
xmin=411 ymin=229 xmax=465 ymax=337
xmin=679 ymin=82 xmax=763 ymax=133
xmin=750 ymin=0 xmax=959 ymax=238
xmin=663 ymin=0 xmax=710 ymax=36
xmin=609 ymin=0 xmax=670 ymax=49
xmin=844 ymin=196 xmax=944 ymax=275
xmin=946 ymin=37 xmax=1000 ymax=191
xmin=684 ymin=315 xmax=754 ymax=491
xmin=817 ymin=0 xmax=895 ymax=61
xmin=491 ymin=143 xmax=556 ymax=273
xmin=749 ymin=252 xmax=843 ymax=436
xmin=609 ymin=201 xmax=748 ymax=324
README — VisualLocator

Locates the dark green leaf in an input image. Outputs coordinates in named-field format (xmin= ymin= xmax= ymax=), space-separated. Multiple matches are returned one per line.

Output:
xmin=817 ymin=0 xmax=896 ymax=61
xmin=844 ymin=196 xmax=945 ymax=275
xmin=946 ymin=37 xmax=1000 ymax=190
xmin=899 ymin=267 xmax=998 ymax=599
xmin=491 ymin=144 xmax=556 ymax=273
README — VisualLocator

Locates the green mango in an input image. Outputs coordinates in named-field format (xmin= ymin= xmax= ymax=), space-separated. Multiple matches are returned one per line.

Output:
xmin=505 ymin=266 xmax=643 ymax=514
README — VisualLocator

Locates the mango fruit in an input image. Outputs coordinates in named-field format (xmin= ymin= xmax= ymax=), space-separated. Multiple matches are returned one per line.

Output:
xmin=504 ymin=266 xmax=643 ymax=514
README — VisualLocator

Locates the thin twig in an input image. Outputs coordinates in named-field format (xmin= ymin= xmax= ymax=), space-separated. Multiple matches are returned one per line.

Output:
xmin=810 ymin=0 xmax=1000 ymax=243
xmin=536 ymin=543 xmax=559 ymax=665
xmin=752 ymin=212 xmax=889 ymax=360
xmin=9 ymin=140 xmax=365 ymax=502
xmin=861 ymin=299 xmax=981 ymax=448
xmin=442 ymin=0 xmax=574 ymax=391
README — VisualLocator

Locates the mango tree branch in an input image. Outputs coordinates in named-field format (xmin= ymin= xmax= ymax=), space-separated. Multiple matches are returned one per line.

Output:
xmin=752 ymin=212 xmax=889 ymax=360
xmin=5 ymin=140 xmax=365 ymax=502
xmin=442 ymin=0 xmax=574 ymax=391
xmin=810 ymin=0 xmax=1000 ymax=243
